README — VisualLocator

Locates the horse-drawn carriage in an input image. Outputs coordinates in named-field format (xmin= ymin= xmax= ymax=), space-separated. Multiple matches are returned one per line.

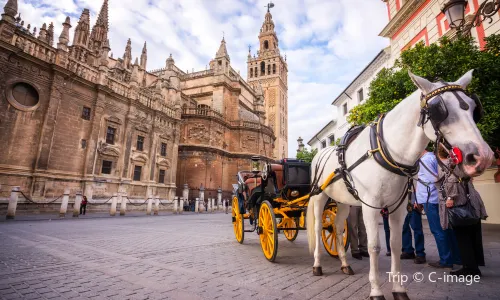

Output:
xmin=231 ymin=156 xmax=349 ymax=262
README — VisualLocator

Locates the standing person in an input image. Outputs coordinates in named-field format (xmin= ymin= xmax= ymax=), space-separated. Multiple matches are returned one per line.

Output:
xmin=418 ymin=148 xmax=461 ymax=269
xmin=348 ymin=205 xmax=368 ymax=260
xmin=80 ymin=196 xmax=88 ymax=215
xmin=400 ymin=192 xmax=426 ymax=264
xmin=437 ymin=145 xmax=488 ymax=276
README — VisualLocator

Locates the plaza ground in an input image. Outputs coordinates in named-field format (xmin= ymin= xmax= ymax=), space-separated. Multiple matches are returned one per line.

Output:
xmin=0 ymin=212 xmax=499 ymax=300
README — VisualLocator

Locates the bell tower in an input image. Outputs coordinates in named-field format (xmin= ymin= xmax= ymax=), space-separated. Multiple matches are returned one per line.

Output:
xmin=247 ymin=2 xmax=288 ymax=160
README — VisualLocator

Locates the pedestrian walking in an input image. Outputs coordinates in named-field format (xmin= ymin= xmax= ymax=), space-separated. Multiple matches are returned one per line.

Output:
xmin=348 ymin=205 xmax=368 ymax=260
xmin=437 ymin=145 xmax=488 ymax=277
xmin=418 ymin=147 xmax=461 ymax=269
xmin=80 ymin=196 xmax=88 ymax=215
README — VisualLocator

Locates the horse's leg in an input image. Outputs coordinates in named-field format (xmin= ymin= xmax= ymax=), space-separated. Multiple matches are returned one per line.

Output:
xmin=389 ymin=203 xmax=410 ymax=300
xmin=335 ymin=203 xmax=354 ymax=275
xmin=312 ymin=192 xmax=329 ymax=276
xmin=362 ymin=204 xmax=386 ymax=300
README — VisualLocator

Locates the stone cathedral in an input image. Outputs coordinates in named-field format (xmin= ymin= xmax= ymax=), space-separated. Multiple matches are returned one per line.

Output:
xmin=0 ymin=0 xmax=288 ymax=202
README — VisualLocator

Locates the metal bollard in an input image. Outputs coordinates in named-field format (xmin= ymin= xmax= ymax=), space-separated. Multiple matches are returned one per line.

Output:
xmin=173 ymin=196 xmax=178 ymax=214
xmin=146 ymin=196 xmax=153 ymax=215
xmin=59 ymin=188 xmax=70 ymax=218
xmin=178 ymin=197 xmax=183 ymax=214
xmin=120 ymin=193 xmax=127 ymax=216
xmin=73 ymin=191 xmax=82 ymax=217
xmin=211 ymin=198 xmax=215 ymax=213
xmin=6 ymin=186 xmax=20 ymax=220
xmin=195 ymin=197 xmax=199 ymax=213
xmin=154 ymin=196 xmax=159 ymax=215
xmin=207 ymin=198 xmax=211 ymax=213
xmin=110 ymin=193 xmax=118 ymax=216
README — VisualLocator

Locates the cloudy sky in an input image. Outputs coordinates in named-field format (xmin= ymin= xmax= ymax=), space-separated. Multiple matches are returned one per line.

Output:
xmin=14 ymin=0 xmax=389 ymax=156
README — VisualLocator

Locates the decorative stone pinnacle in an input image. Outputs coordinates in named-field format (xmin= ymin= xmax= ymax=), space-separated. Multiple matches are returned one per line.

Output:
xmin=3 ymin=0 xmax=18 ymax=19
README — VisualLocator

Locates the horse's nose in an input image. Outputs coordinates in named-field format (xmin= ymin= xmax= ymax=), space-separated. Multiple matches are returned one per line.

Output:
xmin=463 ymin=144 xmax=494 ymax=176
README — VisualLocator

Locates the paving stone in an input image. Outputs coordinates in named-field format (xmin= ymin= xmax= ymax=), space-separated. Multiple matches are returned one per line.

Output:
xmin=0 ymin=214 xmax=499 ymax=300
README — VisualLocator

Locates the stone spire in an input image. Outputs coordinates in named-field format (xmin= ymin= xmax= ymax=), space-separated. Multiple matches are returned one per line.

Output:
xmin=247 ymin=45 xmax=252 ymax=61
xmin=58 ymin=17 xmax=71 ymax=49
xmin=166 ymin=53 xmax=175 ymax=70
xmin=73 ymin=8 xmax=90 ymax=47
xmin=140 ymin=41 xmax=147 ymax=70
xmin=38 ymin=23 xmax=48 ymax=43
xmin=89 ymin=0 xmax=109 ymax=49
xmin=131 ymin=57 xmax=140 ymax=85
xmin=123 ymin=38 xmax=132 ymax=69
xmin=261 ymin=9 xmax=276 ymax=34
xmin=100 ymin=39 xmax=110 ymax=67
xmin=2 ymin=0 xmax=17 ymax=23
xmin=215 ymin=36 xmax=230 ymax=61
xmin=297 ymin=137 xmax=305 ymax=153
xmin=47 ymin=22 xmax=54 ymax=46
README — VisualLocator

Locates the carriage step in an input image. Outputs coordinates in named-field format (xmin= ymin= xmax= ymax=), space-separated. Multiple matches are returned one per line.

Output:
xmin=257 ymin=226 xmax=263 ymax=235
xmin=232 ymin=217 xmax=236 ymax=222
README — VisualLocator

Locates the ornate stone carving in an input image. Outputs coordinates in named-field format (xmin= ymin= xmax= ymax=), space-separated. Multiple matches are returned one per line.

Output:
xmin=131 ymin=152 xmax=148 ymax=163
xmin=188 ymin=123 xmax=209 ymax=143
xmin=242 ymin=135 xmax=257 ymax=150
xmin=98 ymin=143 xmax=120 ymax=157
xmin=135 ymin=124 xmax=149 ymax=133
xmin=157 ymin=157 xmax=171 ymax=168
xmin=107 ymin=116 xmax=122 ymax=125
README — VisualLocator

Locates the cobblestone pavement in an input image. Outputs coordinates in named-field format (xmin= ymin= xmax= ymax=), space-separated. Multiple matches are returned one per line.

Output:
xmin=0 ymin=213 xmax=499 ymax=300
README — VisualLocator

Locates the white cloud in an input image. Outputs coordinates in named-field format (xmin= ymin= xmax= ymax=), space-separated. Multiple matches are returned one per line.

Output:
xmin=11 ymin=0 xmax=389 ymax=156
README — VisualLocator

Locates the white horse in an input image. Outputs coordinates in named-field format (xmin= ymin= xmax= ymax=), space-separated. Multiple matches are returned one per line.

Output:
xmin=306 ymin=70 xmax=494 ymax=300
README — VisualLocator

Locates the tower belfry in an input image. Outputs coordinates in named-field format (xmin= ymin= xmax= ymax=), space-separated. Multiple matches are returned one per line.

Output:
xmin=247 ymin=2 xmax=288 ymax=159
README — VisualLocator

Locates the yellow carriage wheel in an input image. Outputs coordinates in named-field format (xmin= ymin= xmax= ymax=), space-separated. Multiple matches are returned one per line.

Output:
xmin=282 ymin=217 xmax=299 ymax=242
xmin=322 ymin=206 xmax=349 ymax=258
xmin=232 ymin=196 xmax=244 ymax=244
xmin=259 ymin=200 xmax=278 ymax=262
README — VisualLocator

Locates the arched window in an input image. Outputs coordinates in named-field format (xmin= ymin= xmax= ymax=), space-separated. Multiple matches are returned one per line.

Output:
xmin=264 ymin=40 xmax=269 ymax=49
xmin=272 ymin=64 xmax=276 ymax=74
xmin=260 ymin=62 xmax=265 ymax=76
xmin=250 ymin=68 xmax=253 ymax=78
xmin=267 ymin=64 xmax=271 ymax=75
xmin=254 ymin=67 xmax=258 ymax=77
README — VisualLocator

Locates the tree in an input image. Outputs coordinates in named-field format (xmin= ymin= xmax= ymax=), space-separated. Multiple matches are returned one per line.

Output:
xmin=296 ymin=148 xmax=318 ymax=163
xmin=348 ymin=35 xmax=500 ymax=149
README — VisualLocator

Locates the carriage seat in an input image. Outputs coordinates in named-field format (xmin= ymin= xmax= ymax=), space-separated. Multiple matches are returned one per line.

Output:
xmin=270 ymin=164 xmax=285 ymax=190
xmin=244 ymin=177 xmax=262 ymax=195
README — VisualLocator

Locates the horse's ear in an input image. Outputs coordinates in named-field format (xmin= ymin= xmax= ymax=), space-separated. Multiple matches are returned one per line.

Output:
xmin=454 ymin=69 xmax=474 ymax=89
xmin=408 ymin=71 xmax=434 ymax=94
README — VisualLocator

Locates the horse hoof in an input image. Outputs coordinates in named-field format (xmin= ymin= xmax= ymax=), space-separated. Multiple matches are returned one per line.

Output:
xmin=369 ymin=296 xmax=386 ymax=300
xmin=313 ymin=267 xmax=323 ymax=276
xmin=341 ymin=266 xmax=355 ymax=275
xmin=392 ymin=292 xmax=410 ymax=300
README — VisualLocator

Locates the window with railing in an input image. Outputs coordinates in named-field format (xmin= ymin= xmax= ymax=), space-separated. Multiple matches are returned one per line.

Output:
xmin=159 ymin=169 xmax=165 ymax=184
xmin=106 ymin=127 xmax=116 ymax=144
xmin=136 ymin=136 xmax=144 ymax=151
xmin=101 ymin=160 xmax=112 ymax=174
xmin=133 ymin=165 xmax=142 ymax=181
xmin=161 ymin=143 xmax=167 ymax=156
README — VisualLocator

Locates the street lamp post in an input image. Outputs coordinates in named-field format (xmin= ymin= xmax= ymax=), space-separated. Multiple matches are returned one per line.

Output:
xmin=442 ymin=0 xmax=500 ymax=36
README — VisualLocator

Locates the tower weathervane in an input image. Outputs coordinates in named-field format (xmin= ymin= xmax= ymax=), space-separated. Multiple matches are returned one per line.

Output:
xmin=266 ymin=1 xmax=275 ymax=12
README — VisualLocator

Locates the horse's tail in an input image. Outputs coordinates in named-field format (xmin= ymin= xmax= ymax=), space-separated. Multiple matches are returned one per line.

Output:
xmin=307 ymin=194 xmax=316 ymax=255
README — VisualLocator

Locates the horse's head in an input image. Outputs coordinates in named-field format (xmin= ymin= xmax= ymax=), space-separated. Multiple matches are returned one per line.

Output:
xmin=409 ymin=70 xmax=494 ymax=177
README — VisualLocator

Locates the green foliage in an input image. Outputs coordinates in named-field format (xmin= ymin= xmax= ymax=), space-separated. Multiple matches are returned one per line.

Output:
xmin=347 ymin=35 xmax=500 ymax=148
xmin=296 ymin=148 xmax=318 ymax=163
xmin=330 ymin=138 xmax=341 ymax=146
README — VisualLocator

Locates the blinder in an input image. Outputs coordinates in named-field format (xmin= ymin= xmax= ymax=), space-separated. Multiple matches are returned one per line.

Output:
xmin=420 ymin=86 xmax=484 ymax=129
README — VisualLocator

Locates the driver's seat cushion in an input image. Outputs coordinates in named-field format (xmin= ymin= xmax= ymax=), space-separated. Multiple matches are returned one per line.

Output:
xmin=245 ymin=177 xmax=262 ymax=195
xmin=271 ymin=164 xmax=284 ymax=190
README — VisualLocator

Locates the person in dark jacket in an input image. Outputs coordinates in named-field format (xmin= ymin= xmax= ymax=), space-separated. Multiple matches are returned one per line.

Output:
xmin=437 ymin=145 xmax=488 ymax=277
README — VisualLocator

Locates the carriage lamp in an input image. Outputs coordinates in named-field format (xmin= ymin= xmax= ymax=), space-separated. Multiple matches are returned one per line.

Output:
xmin=442 ymin=0 xmax=500 ymax=36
